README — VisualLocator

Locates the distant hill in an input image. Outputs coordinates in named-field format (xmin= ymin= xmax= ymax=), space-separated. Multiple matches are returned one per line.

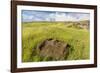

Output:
xmin=79 ymin=20 xmax=90 ymax=29
xmin=23 ymin=20 xmax=90 ymax=30
xmin=64 ymin=20 xmax=89 ymax=30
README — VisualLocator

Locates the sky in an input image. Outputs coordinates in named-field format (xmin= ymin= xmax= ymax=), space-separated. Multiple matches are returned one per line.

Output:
xmin=22 ymin=10 xmax=90 ymax=22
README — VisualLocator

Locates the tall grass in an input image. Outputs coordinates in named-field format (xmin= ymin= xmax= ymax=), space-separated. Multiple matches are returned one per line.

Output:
xmin=22 ymin=22 xmax=90 ymax=62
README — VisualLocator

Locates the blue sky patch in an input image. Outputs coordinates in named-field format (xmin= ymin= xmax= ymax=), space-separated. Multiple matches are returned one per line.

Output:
xmin=22 ymin=10 xmax=90 ymax=22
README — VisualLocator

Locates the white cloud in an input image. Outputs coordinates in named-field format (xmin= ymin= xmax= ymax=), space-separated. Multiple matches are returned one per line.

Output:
xmin=54 ymin=12 xmax=90 ymax=21
xmin=55 ymin=12 xmax=67 ymax=21
xmin=22 ymin=14 xmax=34 ymax=20
xmin=46 ymin=13 xmax=55 ymax=21
xmin=79 ymin=14 xmax=90 ymax=20
xmin=66 ymin=15 xmax=79 ymax=21
xmin=54 ymin=12 xmax=79 ymax=21
xmin=22 ymin=10 xmax=90 ymax=22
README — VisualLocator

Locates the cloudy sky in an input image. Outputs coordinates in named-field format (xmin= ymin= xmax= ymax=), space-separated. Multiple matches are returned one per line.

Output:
xmin=22 ymin=10 xmax=90 ymax=22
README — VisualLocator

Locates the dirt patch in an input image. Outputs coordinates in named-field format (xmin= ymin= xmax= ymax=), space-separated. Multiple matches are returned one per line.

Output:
xmin=36 ymin=38 xmax=70 ymax=60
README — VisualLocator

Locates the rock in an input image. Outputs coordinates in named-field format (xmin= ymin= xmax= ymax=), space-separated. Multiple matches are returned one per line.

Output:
xmin=36 ymin=38 xmax=70 ymax=60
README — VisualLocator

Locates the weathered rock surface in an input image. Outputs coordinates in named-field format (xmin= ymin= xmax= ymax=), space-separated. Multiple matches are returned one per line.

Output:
xmin=36 ymin=38 xmax=70 ymax=60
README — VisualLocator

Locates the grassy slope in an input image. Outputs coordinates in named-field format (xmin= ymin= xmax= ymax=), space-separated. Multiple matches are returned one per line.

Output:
xmin=22 ymin=22 xmax=90 ymax=62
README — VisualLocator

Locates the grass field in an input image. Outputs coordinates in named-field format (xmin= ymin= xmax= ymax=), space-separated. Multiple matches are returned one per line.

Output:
xmin=22 ymin=22 xmax=90 ymax=62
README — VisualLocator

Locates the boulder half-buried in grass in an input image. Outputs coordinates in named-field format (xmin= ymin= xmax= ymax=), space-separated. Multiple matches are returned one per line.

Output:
xmin=36 ymin=38 xmax=70 ymax=61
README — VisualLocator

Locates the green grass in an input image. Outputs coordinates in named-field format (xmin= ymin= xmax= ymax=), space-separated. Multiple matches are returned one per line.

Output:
xmin=22 ymin=22 xmax=90 ymax=62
